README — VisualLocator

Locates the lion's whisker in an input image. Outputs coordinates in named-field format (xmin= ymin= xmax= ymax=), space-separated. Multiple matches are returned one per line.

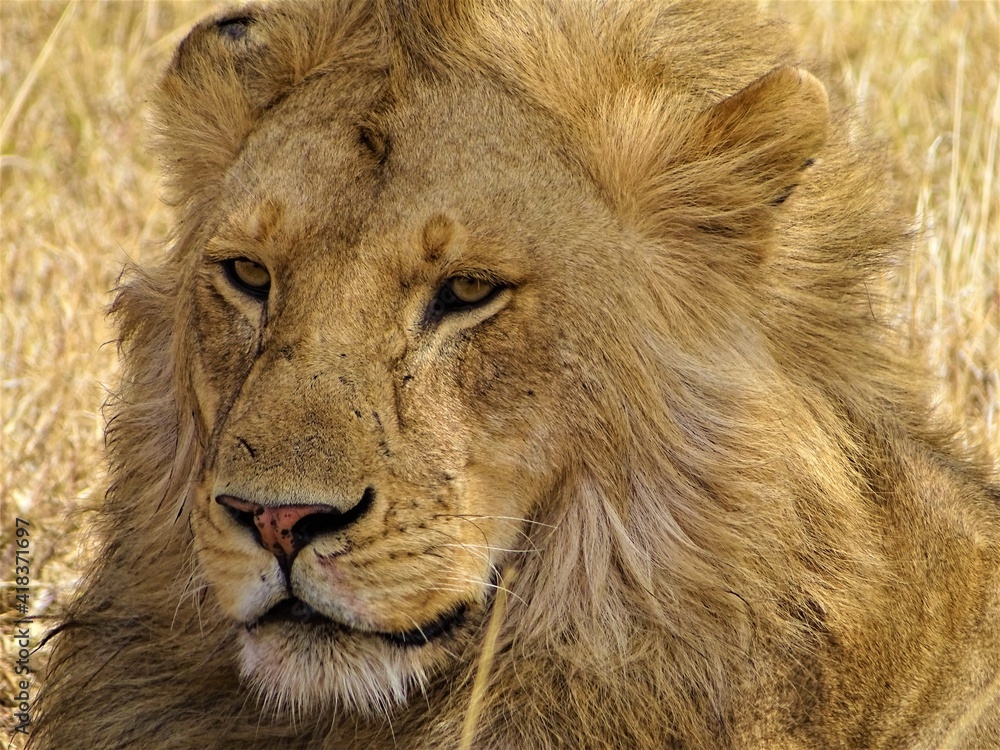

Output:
xmin=438 ymin=542 xmax=534 ymax=554
xmin=441 ymin=513 xmax=558 ymax=530
xmin=440 ymin=574 xmax=527 ymax=608
xmin=434 ymin=514 xmax=547 ymax=553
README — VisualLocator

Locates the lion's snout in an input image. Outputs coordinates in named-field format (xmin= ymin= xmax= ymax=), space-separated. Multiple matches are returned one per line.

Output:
xmin=216 ymin=488 xmax=374 ymax=572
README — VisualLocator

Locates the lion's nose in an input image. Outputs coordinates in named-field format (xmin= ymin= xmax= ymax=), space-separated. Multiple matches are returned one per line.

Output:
xmin=216 ymin=488 xmax=373 ymax=569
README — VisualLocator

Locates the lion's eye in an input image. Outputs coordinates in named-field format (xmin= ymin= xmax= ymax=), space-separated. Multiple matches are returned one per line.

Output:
xmin=449 ymin=277 xmax=494 ymax=304
xmin=432 ymin=276 xmax=501 ymax=316
xmin=222 ymin=258 xmax=271 ymax=299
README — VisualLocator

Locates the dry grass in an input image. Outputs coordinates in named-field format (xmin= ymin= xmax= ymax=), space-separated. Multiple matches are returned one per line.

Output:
xmin=1 ymin=2 xmax=217 ymax=740
xmin=1 ymin=1 xmax=997 ymax=744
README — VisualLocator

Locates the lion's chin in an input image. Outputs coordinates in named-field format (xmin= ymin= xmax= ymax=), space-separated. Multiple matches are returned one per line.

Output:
xmin=247 ymin=596 xmax=468 ymax=646
xmin=237 ymin=598 xmax=465 ymax=716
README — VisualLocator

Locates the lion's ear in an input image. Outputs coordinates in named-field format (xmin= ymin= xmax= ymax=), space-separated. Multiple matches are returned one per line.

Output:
xmin=150 ymin=4 xmax=380 ymax=215
xmin=151 ymin=9 xmax=274 ymax=213
xmin=684 ymin=66 xmax=830 ymax=240
xmin=611 ymin=66 xmax=830 ymax=258
xmin=698 ymin=66 xmax=829 ymax=200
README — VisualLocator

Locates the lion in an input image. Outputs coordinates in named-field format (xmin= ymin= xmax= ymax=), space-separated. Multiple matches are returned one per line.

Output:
xmin=32 ymin=1 xmax=1000 ymax=748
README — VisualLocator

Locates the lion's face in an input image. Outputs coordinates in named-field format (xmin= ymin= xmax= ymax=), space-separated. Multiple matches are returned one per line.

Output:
xmin=157 ymin=0 xmax=834 ymax=721
xmin=186 ymin=75 xmax=613 ymax=713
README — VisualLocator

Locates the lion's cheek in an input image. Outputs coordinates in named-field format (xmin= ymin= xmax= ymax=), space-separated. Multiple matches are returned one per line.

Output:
xmin=189 ymin=290 xmax=258 ymax=413
xmin=188 ymin=355 xmax=222 ymax=430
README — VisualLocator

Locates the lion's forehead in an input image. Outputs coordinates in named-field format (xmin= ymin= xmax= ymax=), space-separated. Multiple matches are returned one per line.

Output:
xmin=219 ymin=74 xmax=594 ymax=271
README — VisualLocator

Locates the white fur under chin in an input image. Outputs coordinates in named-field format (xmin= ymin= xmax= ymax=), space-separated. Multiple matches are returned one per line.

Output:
xmin=239 ymin=626 xmax=431 ymax=719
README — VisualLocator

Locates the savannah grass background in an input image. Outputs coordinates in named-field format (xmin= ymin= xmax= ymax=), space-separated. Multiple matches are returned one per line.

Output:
xmin=1 ymin=0 xmax=997 ymax=742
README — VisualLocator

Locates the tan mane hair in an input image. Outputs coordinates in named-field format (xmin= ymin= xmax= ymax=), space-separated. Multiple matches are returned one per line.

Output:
xmin=33 ymin=2 xmax=998 ymax=748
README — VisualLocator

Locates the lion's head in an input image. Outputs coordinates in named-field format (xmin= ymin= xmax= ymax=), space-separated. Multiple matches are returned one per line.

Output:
xmin=157 ymin=0 xmax=848 ymax=717
xmin=40 ymin=2 xmax=999 ymax=748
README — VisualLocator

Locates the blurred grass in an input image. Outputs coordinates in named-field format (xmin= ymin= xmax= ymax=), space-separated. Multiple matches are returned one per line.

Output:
xmin=1 ymin=1 xmax=997 ymax=744
xmin=1 ymin=1 xmax=218 ymax=739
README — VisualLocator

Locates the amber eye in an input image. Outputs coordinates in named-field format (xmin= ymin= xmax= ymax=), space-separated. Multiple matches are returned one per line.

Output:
xmin=431 ymin=276 xmax=501 ymax=319
xmin=222 ymin=258 xmax=271 ymax=299
xmin=449 ymin=277 xmax=494 ymax=304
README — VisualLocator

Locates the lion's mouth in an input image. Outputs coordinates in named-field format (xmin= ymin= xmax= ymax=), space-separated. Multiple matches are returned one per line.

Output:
xmin=248 ymin=597 xmax=467 ymax=647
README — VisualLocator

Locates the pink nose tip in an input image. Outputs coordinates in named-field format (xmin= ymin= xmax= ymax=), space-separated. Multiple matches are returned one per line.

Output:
xmin=215 ymin=495 xmax=340 ymax=561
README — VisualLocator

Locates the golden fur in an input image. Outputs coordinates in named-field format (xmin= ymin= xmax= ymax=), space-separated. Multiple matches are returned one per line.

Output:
xmin=34 ymin=1 xmax=1000 ymax=748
